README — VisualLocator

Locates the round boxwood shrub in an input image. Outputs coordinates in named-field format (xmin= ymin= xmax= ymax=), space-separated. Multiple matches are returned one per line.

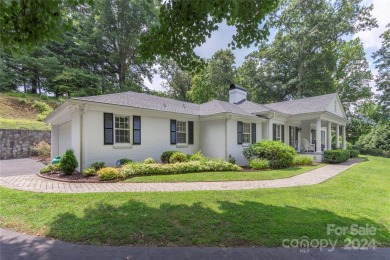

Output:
xmin=324 ymin=150 xmax=350 ymax=163
xmin=144 ymin=157 xmax=156 ymax=164
xmin=59 ymin=149 xmax=78 ymax=175
xmin=249 ymin=158 xmax=270 ymax=170
xmin=161 ymin=151 xmax=176 ymax=164
xmin=169 ymin=152 xmax=188 ymax=163
xmin=97 ymin=167 xmax=121 ymax=181
xmin=119 ymin=158 xmax=133 ymax=165
xmin=348 ymin=150 xmax=360 ymax=158
xmin=243 ymin=140 xmax=296 ymax=169
xmin=90 ymin=161 xmax=105 ymax=171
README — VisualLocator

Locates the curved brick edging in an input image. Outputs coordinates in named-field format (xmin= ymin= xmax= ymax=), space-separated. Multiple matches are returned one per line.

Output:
xmin=37 ymin=173 xmax=120 ymax=183
xmin=0 ymin=159 xmax=363 ymax=193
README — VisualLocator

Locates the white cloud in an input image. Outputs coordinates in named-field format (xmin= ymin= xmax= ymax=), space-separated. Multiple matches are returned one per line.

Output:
xmin=354 ymin=0 xmax=390 ymax=50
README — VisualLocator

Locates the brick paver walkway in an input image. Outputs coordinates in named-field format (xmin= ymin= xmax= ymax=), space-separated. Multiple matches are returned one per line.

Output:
xmin=0 ymin=159 xmax=362 ymax=193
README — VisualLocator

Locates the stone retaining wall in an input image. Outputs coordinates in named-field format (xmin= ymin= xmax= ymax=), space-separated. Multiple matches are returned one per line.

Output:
xmin=0 ymin=129 xmax=51 ymax=159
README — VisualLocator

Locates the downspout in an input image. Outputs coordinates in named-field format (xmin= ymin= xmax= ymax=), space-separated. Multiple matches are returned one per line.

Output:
xmin=224 ymin=114 xmax=232 ymax=161
xmin=225 ymin=117 xmax=228 ymax=161
xmin=80 ymin=106 xmax=84 ymax=172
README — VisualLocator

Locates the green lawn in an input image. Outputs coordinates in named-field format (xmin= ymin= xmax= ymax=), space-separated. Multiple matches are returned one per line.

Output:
xmin=0 ymin=118 xmax=51 ymax=130
xmin=0 ymin=156 xmax=389 ymax=247
xmin=124 ymin=164 xmax=324 ymax=182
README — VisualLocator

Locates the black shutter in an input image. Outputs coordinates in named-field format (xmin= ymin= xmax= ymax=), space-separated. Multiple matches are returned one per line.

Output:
xmin=133 ymin=116 xmax=141 ymax=145
xmin=237 ymin=121 xmax=243 ymax=144
xmin=272 ymin=123 xmax=276 ymax=141
xmin=188 ymin=121 xmax=194 ymax=144
xmin=170 ymin=119 xmax=176 ymax=144
xmin=251 ymin=123 xmax=256 ymax=144
xmin=104 ymin=113 xmax=113 ymax=145
xmin=281 ymin=125 xmax=285 ymax=142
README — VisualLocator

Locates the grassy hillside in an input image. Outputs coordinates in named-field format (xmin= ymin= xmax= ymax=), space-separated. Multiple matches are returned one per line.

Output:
xmin=0 ymin=93 xmax=61 ymax=130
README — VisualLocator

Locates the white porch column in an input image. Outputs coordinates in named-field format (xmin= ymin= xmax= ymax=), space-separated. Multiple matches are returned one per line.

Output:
xmin=284 ymin=123 xmax=289 ymax=145
xmin=327 ymin=122 xmax=332 ymax=150
xmin=268 ymin=121 xmax=273 ymax=140
xmin=51 ymin=125 xmax=59 ymax=158
xmin=342 ymin=125 xmax=347 ymax=150
xmin=316 ymin=119 xmax=322 ymax=153
xmin=336 ymin=124 xmax=340 ymax=149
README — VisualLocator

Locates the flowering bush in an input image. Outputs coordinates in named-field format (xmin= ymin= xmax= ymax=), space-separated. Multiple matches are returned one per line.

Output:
xmin=120 ymin=159 xmax=242 ymax=178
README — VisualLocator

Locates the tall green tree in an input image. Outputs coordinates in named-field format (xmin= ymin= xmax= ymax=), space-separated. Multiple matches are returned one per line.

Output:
xmin=373 ymin=24 xmax=390 ymax=114
xmin=189 ymin=49 xmax=235 ymax=103
xmin=236 ymin=0 xmax=376 ymax=106
xmin=92 ymin=0 xmax=158 ymax=92
xmin=159 ymin=59 xmax=192 ymax=101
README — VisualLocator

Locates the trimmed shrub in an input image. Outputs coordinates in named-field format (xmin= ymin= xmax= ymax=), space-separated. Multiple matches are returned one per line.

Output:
xmin=144 ymin=157 xmax=156 ymax=164
xmin=249 ymin=159 xmax=270 ymax=170
xmin=119 ymin=158 xmax=133 ymax=165
xmin=31 ymin=141 xmax=51 ymax=159
xmin=293 ymin=156 xmax=314 ymax=166
xmin=40 ymin=164 xmax=60 ymax=174
xmin=349 ymin=150 xmax=360 ymax=158
xmin=243 ymin=140 xmax=296 ymax=169
xmin=97 ymin=167 xmax=121 ymax=181
xmin=324 ymin=150 xmax=350 ymax=164
xmin=169 ymin=152 xmax=188 ymax=163
xmin=357 ymin=148 xmax=384 ymax=157
xmin=161 ymin=151 xmax=176 ymax=164
xmin=120 ymin=160 xmax=242 ymax=178
xmin=189 ymin=151 xmax=205 ymax=161
xmin=90 ymin=161 xmax=105 ymax=171
xmin=59 ymin=149 xmax=78 ymax=175
xmin=83 ymin=167 xmax=96 ymax=176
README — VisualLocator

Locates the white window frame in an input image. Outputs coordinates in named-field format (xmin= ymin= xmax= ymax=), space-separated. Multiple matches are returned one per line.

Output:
xmin=275 ymin=124 xmax=282 ymax=141
xmin=243 ymin=122 xmax=251 ymax=144
xmin=114 ymin=115 xmax=131 ymax=144
xmin=176 ymin=121 xmax=187 ymax=144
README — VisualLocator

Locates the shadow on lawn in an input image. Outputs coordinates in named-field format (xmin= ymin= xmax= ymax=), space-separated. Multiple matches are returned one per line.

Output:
xmin=46 ymin=200 xmax=390 ymax=247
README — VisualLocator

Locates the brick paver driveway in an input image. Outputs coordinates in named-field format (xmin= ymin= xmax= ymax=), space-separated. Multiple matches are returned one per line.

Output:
xmin=0 ymin=158 xmax=45 ymax=177
xmin=0 ymin=159 xmax=362 ymax=193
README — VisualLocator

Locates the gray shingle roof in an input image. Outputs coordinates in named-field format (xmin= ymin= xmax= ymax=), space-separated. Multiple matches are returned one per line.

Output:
xmin=200 ymin=100 xmax=255 ymax=117
xmin=74 ymin=91 xmax=338 ymax=117
xmin=74 ymin=92 xmax=200 ymax=115
xmin=262 ymin=93 xmax=337 ymax=115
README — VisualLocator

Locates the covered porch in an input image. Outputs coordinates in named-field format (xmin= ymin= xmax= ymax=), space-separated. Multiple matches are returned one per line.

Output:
xmin=285 ymin=114 xmax=348 ymax=162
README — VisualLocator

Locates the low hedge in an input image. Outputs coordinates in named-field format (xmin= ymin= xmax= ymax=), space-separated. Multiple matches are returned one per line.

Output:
xmin=324 ymin=150 xmax=350 ymax=164
xmin=293 ymin=155 xmax=314 ymax=166
xmin=348 ymin=150 xmax=360 ymax=158
xmin=120 ymin=160 xmax=242 ymax=178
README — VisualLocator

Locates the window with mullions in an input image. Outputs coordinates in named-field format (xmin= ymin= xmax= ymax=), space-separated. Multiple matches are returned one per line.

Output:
xmin=115 ymin=116 xmax=130 ymax=143
xmin=176 ymin=121 xmax=187 ymax=143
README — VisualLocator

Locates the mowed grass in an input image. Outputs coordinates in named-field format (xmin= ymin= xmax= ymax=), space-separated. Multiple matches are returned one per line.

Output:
xmin=0 ymin=118 xmax=51 ymax=131
xmin=124 ymin=164 xmax=324 ymax=182
xmin=0 ymin=156 xmax=389 ymax=247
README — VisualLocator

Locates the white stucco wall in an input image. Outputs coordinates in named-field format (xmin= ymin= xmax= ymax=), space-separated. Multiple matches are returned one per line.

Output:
xmin=81 ymin=108 xmax=200 ymax=168
xmin=226 ymin=119 xmax=263 ymax=166
xmin=199 ymin=119 xmax=226 ymax=160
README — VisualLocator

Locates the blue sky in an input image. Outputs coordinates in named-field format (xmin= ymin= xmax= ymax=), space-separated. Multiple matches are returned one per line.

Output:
xmin=145 ymin=0 xmax=390 ymax=93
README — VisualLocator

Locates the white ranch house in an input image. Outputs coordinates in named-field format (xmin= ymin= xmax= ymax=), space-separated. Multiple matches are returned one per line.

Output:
xmin=46 ymin=85 xmax=349 ymax=170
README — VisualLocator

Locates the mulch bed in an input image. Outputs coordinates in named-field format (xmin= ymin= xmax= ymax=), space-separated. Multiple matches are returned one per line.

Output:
xmin=38 ymin=171 xmax=118 ymax=183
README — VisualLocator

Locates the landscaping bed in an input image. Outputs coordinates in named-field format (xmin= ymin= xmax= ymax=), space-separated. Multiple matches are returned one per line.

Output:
xmin=37 ymin=172 xmax=118 ymax=183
